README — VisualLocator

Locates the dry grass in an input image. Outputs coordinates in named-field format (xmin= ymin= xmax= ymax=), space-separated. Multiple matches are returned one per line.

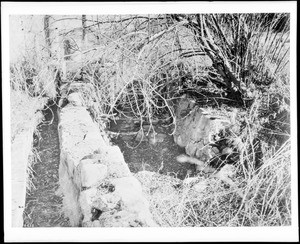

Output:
xmin=236 ymin=139 xmax=291 ymax=226
xmin=10 ymin=90 xmax=46 ymax=143
xmin=136 ymin=138 xmax=291 ymax=227
xmin=26 ymin=147 xmax=41 ymax=192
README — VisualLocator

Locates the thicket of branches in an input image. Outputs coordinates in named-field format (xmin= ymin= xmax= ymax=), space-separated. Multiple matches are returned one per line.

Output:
xmin=38 ymin=14 xmax=289 ymax=148
xmin=11 ymin=14 xmax=289 ymax=123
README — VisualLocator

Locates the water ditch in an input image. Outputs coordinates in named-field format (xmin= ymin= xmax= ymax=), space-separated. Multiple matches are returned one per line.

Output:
xmin=23 ymin=101 xmax=70 ymax=227
xmin=22 ymin=104 xmax=196 ymax=227
xmin=109 ymin=118 xmax=197 ymax=180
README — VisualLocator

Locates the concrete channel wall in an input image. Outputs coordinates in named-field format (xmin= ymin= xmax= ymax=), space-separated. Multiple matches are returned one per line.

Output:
xmin=11 ymin=104 xmax=45 ymax=227
xmin=57 ymin=82 xmax=157 ymax=227
xmin=11 ymin=129 xmax=36 ymax=227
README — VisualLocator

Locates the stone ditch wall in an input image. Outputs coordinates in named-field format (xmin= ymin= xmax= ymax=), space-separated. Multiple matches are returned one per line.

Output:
xmin=57 ymin=82 xmax=157 ymax=227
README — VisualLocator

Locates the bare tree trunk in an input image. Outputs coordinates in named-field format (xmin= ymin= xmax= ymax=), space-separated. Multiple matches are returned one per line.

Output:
xmin=82 ymin=15 xmax=87 ymax=50
xmin=62 ymin=39 xmax=72 ymax=62
xmin=44 ymin=15 xmax=51 ymax=57
xmin=81 ymin=15 xmax=87 ymax=67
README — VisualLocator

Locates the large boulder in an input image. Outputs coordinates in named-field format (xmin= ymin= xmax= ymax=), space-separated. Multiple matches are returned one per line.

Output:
xmin=173 ymin=95 xmax=234 ymax=163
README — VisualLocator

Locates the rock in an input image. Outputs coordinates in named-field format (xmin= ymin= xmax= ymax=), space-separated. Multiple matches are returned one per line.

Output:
xmin=194 ymin=141 xmax=205 ymax=158
xmin=80 ymin=163 xmax=108 ymax=188
xmin=79 ymin=188 xmax=98 ymax=224
xmin=68 ymin=92 xmax=84 ymax=106
xmin=111 ymin=176 xmax=143 ymax=196
xmin=58 ymin=106 xmax=107 ymax=169
xmin=98 ymin=209 xmax=157 ymax=227
xmin=105 ymin=147 xmax=132 ymax=177
xmin=92 ymin=192 xmax=121 ymax=211
xmin=85 ymin=176 xmax=158 ymax=227
xmin=200 ymin=165 xmax=216 ymax=173
xmin=80 ymin=158 xmax=94 ymax=165
xmin=216 ymin=164 xmax=236 ymax=179
xmin=193 ymin=180 xmax=209 ymax=193
xmin=79 ymin=147 xmax=132 ymax=178
xmin=98 ymin=210 xmax=143 ymax=227
xmin=82 ymin=221 xmax=93 ymax=227
xmin=186 ymin=141 xmax=198 ymax=156
xmin=173 ymin=104 xmax=236 ymax=175
xmin=91 ymin=220 xmax=101 ymax=227
xmin=110 ymin=177 xmax=151 ymax=214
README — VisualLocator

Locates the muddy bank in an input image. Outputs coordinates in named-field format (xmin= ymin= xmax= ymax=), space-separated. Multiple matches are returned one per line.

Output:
xmin=23 ymin=101 xmax=70 ymax=227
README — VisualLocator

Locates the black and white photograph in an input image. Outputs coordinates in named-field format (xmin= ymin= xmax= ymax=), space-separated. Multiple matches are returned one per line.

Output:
xmin=2 ymin=1 xmax=298 ymax=242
